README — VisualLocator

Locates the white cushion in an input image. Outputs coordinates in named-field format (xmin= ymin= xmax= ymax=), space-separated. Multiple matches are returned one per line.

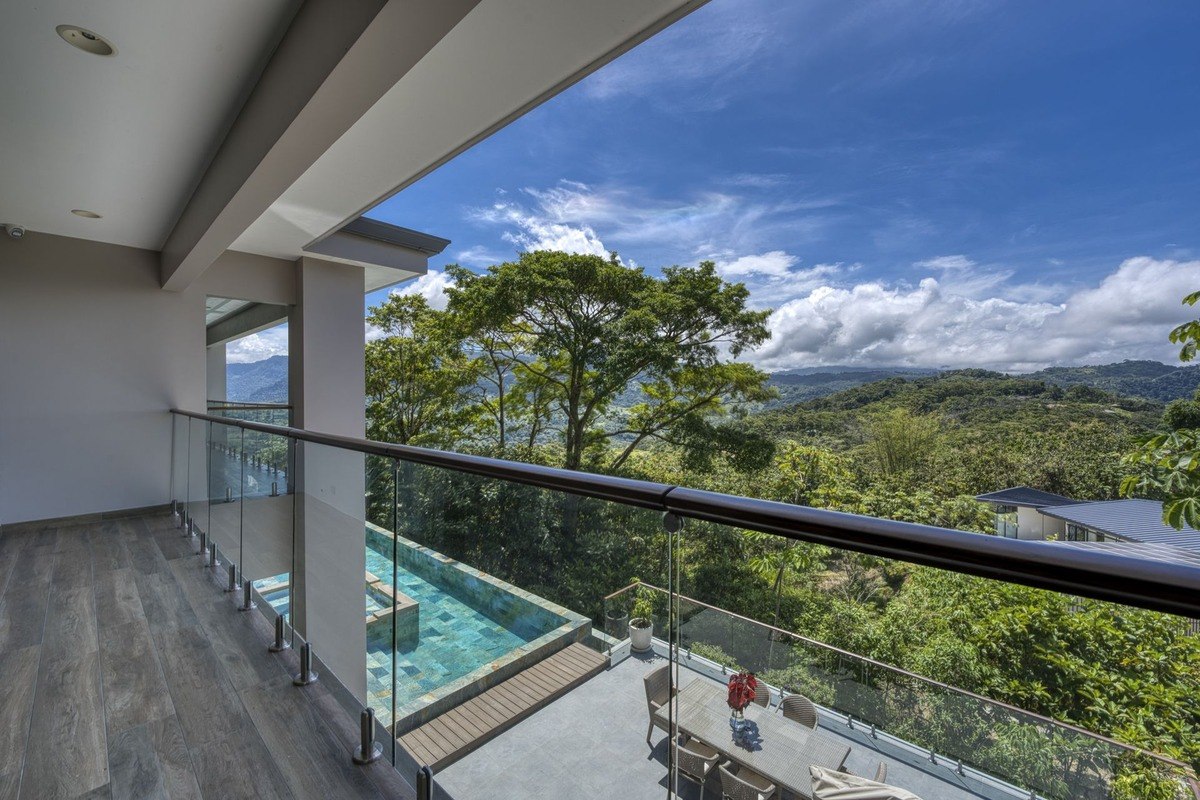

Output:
xmin=809 ymin=766 xmax=923 ymax=800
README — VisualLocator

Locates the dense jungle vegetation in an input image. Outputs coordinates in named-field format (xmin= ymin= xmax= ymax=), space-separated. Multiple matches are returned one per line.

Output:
xmin=363 ymin=251 xmax=1200 ymax=798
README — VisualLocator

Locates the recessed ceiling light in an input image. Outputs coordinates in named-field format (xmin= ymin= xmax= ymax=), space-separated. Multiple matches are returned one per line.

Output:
xmin=56 ymin=25 xmax=116 ymax=56
xmin=71 ymin=209 xmax=102 ymax=219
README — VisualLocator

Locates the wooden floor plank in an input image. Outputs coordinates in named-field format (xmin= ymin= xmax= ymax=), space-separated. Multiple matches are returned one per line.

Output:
xmin=100 ymin=619 xmax=176 ymax=734
xmin=94 ymin=568 xmax=147 ymax=632
xmin=0 ymin=646 xmax=40 ymax=778
xmin=19 ymin=649 xmax=108 ymax=800
xmin=239 ymin=676 xmax=383 ymax=800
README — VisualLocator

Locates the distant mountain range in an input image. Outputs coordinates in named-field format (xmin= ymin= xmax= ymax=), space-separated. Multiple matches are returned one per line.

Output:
xmin=225 ymin=355 xmax=1200 ymax=408
xmin=226 ymin=355 xmax=288 ymax=403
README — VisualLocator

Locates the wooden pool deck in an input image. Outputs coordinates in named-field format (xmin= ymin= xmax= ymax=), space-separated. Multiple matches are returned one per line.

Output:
xmin=398 ymin=642 xmax=608 ymax=771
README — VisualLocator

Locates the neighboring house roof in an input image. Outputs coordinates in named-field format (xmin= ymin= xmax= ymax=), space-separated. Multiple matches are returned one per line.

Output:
xmin=1040 ymin=499 xmax=1200 ymax=551
xmin=1054 ymin=540 xmax=1200 ymax=569
xmin=973 ymin=486 xmax=1077 ymax=508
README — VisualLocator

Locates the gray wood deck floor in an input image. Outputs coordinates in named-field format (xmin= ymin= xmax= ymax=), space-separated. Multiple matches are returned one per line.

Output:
xmin=0 ymin=512 xmax=413 ymax=800
xmin=398 ymin=642 xmax=608 ymax=772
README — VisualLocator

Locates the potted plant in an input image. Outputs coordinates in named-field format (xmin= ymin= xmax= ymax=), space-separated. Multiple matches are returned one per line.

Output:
xmin=604 ymin=602 xmax=628 ymax=641
xmin=628 ymin=583 xmax=656 ymax=652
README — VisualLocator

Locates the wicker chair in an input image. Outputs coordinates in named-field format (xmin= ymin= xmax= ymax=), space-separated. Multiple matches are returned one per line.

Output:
xmin=643 ymin=664 xmax=675 ymax=745
xmin=677 ymin=736 xmax=721 ymax=799
xmin=752 ymin=682 xmax=770 ymax=709
xmin=719 ymin=763 xmax=778 ymax=800
xmin=779 ymin=693 xmax=817 ymax=729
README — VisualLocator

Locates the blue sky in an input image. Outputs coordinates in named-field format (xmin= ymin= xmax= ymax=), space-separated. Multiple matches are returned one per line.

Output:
xmin=233 ymin=0 xmax=1200 ymax=370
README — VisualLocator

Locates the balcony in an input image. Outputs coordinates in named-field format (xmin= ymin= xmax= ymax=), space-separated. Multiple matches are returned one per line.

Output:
xmin=45 ymin=408 xmax=1174 ymax=800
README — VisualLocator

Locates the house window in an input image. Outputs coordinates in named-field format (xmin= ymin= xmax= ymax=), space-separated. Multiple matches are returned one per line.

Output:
xmin=1067 ymin=524 xmax=1089 ymax=542
xmin=995 ymin=504 xmax=1018 ymax=538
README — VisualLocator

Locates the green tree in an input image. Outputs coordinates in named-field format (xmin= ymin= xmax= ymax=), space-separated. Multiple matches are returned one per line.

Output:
xmin=863 ymin=408 xmax=942 ymax=478
xmin=365 ymin=294 xmax=474 ymax=446
xmin=445 ymin=252 xmax=774 ymax=471
xmin=1123 ymin=289 xmax=1200 ymax=528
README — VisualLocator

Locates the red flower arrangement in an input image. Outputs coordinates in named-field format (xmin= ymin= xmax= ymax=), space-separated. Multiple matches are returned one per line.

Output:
xmin=726 ymin=671 xmax=758 ymax=712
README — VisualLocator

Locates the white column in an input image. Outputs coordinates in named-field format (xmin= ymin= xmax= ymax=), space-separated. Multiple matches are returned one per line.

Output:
xmin=205 ymin=344 xmax=227 ymax=403
xmin=288 ymin=256 xmax=368 ymax=701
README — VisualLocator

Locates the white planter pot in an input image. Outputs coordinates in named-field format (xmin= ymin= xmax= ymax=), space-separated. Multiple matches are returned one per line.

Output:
xmin=629 ymin=620 xmax=653 ymax=652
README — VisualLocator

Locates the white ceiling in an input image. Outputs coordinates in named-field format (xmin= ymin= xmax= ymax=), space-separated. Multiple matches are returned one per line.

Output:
xmin=233 ymin=0 xmax=703 ymax=261
xmin=0 ymin=0 xmax=299 ymax=250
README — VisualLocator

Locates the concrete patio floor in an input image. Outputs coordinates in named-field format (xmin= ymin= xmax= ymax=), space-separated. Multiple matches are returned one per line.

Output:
xmin=434 ymin=651 xmax=1015 ymax=800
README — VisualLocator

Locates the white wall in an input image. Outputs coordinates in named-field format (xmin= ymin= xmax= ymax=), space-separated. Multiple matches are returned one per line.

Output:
xmin=206 ymin=345 xmax=227 ymax=402
xmin=0 ymin=232 xmax=206 ymax=524
xmin=288 ymin=256 xmax=369 ymax=701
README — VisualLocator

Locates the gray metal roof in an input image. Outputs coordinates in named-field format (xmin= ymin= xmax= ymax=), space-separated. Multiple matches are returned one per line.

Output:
xmin=973 ymin=486 xmax=1077 ymax=508
xmin=1054 ymin=540 xmax=1200 ymax=569
xmin=1041 ymin=499 xmax=1200 ymax=551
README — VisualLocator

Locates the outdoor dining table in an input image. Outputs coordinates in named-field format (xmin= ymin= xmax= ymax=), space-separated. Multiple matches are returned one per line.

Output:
xmin=655 ymin=679 xmax=851 ymax=799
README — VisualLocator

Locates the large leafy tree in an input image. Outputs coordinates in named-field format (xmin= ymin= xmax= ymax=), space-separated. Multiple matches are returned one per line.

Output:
xmin=365 ymin=294 xmax=474 ymax=446
xmin=444 ymin=252 xmax=774 ymax=471
xmin=1123 ymin=289 xmax=1200 ymax=528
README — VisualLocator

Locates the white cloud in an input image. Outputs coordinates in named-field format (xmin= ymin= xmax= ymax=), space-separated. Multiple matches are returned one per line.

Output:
xmin=469 ymin=180 xmax=820 ymax=262
xmin=226 ymin=324 xmax=288 ymax=364
xmin=390 ymin=270 xmax=454 ymax=311
xmin=715 ymin=251 xmax=799 ymax=278
xmin=751 ymin=257 xmax=1200 ymax=372
xmin=915 ymin=254 xmax=974 ymax=271
xmin=455 ymin=245 xmax=508 ymax=268
xmin=580 ymin=1 xmax=776 ymax=110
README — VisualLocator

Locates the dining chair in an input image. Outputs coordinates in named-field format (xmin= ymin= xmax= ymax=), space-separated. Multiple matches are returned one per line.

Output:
xmin=719 ymin=763 xmax=778 ymax=800
xmin=677 ymin=735 xmax=721 ymax=799
xmin=752 ymin=682 xmax=770 ymax=709
xmin=643 ymin=664 xmax=674 ymax=745
xmin=780 ymin=694 xmax=817 ymax=729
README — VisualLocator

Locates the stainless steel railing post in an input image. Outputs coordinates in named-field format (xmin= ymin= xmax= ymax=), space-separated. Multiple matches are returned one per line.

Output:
xmin=198 ymin=530 xmax=207 ymax=558
xmin=416 ymin=766 xmax=433 ymax=800
xmin=225 ymin=564 xmax=237 ymax=593
xmin=238 ymin=578 xmax=256 ymax=612
xmin=293 ymin=642 xmax=318 ymax=686
xmin=269 ymin=614 xmax=290 ymax=652
xmin=208 ymin=541 xmax=220 ymax=570
xmin=352 ymin=708 xmax=382 ymax=764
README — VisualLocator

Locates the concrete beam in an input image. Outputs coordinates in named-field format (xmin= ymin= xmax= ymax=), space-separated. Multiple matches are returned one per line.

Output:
xmin=206 ymin=303 xmax=289 ymax=347
xmin=159 ymin=0 xmax=480 ymax=291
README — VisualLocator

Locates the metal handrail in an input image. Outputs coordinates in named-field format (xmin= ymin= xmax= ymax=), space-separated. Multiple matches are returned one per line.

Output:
xmin=608 ymin=581 xmax=1195 ymax=774
xmin=206 ymin=400 xmax=293 ymax=410
xmin=170 ymin=408 xmax=1200 ymax=619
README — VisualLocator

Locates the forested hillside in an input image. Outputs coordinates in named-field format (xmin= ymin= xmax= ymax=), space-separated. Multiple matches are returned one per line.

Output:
xmin=225 ymin=354 xmax=288 ymax=403
xmin=353 ymin=252 xmax=1198 ymax=794
xmin=1025 ymin=359 xmax=1200 ymax=402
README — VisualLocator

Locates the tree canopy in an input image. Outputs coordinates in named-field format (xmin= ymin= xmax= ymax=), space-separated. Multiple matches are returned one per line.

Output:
xmin=367 ymin=251 xmax=775 ymax=471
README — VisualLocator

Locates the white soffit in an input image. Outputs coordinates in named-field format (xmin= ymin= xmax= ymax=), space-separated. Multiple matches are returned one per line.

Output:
xmin=0 ymin=0 xmax=299 ymax=250
xmin=232 ymin=0 xmax=707 ymax=260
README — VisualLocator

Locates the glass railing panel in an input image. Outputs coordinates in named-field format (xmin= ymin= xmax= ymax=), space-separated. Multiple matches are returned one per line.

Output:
xmin=652 ymin=517 xmax=1198 ymax=800
xmin=378 ymin=458 xmax=667 ymax=793
xmin=186 ymin=417 xmax=209 ymax=540
xmin=363 ymin=453 xmax=398 ymax=766
xmin=240 ymin=429 xmax=295 ymax=629
xmin=206 ymin=421 xmax=243 ymax=567
xmin=171 ymin=413 xmax=188 ymax=526
xmin=289 ymin=439 xmax=377 ymax=728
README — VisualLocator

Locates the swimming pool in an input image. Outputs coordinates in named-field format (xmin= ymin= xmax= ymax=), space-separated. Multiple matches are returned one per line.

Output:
xmin=363 ymin=525 xmax=591 ymax=730
xmin=250 ymin=528 xmax=591 ymax=730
